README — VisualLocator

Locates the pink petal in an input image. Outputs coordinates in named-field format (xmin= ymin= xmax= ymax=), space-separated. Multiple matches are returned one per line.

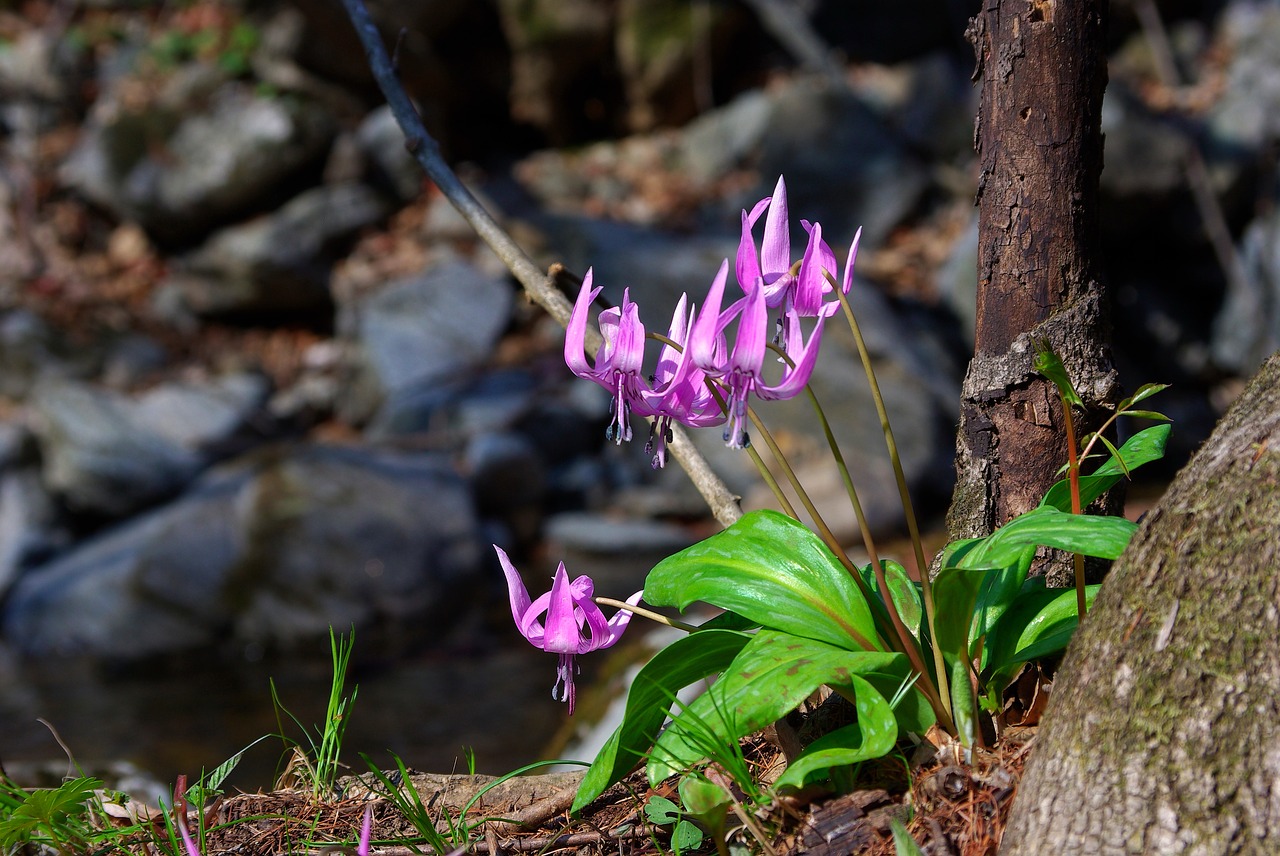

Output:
xmin=495 ymin=546 xmax=533 ymax=632
xmin=565 ymin=272 xmax=604 ymax=380
xmin=760 ymin=176 xmax=791 ymax=279
xmin=543 ymin=563 xmax=581 ymax=654
xmin=842 ymin=227 xmax=863 ymax=295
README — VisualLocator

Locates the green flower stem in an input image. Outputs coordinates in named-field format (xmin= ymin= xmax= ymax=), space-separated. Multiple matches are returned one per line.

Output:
xmin=695 ymin=374 xmax=800 ymax=520
xmin=593 ymin=597 xmax=700 ymax=633
xmin=739 ymin=408 xmax=888 ymax=656
xmin=741 ymin=405 xmax=946 ymax=718
xmin=832 ymin=283 xmax=952 ymax=725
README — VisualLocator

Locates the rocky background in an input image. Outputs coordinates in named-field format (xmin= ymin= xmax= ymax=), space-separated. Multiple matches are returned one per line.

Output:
xmin=0 ymin=0 xmax=1278 ymax=778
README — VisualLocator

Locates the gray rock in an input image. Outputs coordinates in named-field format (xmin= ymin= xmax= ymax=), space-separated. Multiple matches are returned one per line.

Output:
xmin=31 ymin=380 xmax=203 ymax=517
xmin=342 ymin=260 xmax=515 ymax=425
xmin=60 ymin=75 xmax=336 ymax=241
xmin=0 ymin=468 xmax=67 ymax=601
xmin=161 ymin=183 xmax=393 ymax=317
xmin=1206 ymin=3 xmax=1280 ymax=153
xmin=1211 ymin=207 xmax=1280 ymax=374
xmin=132 ymin=372 xmax=271 ymax=451
xmin=544 ymin=510 xmax=695 ymax=593
xmin=0 ymin=309 xmax=100 ymax=400
xmin=683 ymin=75 xmax=930 ymax=249
xmin=2 ymin=444 xmax=483 ymax=659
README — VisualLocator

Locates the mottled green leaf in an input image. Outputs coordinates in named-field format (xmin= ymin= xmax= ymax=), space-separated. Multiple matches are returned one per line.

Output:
xmin=644 ymin=510 xmax=881 ymax=652
xmin=647 ymin=630 xmax=903 ymax=783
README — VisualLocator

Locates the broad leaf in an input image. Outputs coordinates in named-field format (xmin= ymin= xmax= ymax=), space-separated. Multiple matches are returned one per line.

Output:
xmin=773 ymin=676 xmax=898 ymax=789
xmin=644 ymin=510 xmax=881 ymax=652
xmin=647 ymin=630 xmax=903 ymax=782
xmin=932 ymin=566 xmax=987 ymax=661
xmin=1041 ymin=424 xmax=1171 ymax=511
xmin=969 ymin=546 xmax=1035 ymax=647
xmin=946 ymin=653 xmax=978 ymax=747
xmin=983 ymin=584 xmax=1100 ymax=684
xmin=858 ymin=560 xmax=923 ymax=639
xmin=954 ymin=506 xmax=1136 ymax=569
xmin=573 ymin=629 xmax=750 ymax=812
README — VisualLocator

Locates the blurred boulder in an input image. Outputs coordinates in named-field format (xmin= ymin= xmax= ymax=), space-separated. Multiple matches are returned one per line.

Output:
xmin=159 ymin=182 xmax=392 ymax=317
xmin=31 ymin=380 xmax=203 ymax=517
xmin=340 ymin=259 xmax=515 ymax=425
xmin=29 ymin=372 xmax=269 ymax=518
xmin=60 ymin=70 xmax=336 ymax=243
xmin=2 ymin=444 xmax=483 ymax=659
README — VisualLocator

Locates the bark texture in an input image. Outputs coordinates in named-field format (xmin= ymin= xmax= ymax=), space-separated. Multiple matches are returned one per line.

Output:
xmin=948 ymin=0 xmax=1121 ymax=582
xmin=1002 ymin=352 xmax=1280 ymax=855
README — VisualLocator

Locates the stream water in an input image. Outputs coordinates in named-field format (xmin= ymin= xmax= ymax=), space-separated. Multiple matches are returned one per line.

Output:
xmin=0 ymin=639 xmax=576 ymax=799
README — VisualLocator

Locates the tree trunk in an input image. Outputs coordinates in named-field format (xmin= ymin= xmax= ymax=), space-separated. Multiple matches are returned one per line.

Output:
xmin=947 ymin=0 xmax=1121 ymax=583
xmin=1001 ymin=351 xmax=1280 ymax=854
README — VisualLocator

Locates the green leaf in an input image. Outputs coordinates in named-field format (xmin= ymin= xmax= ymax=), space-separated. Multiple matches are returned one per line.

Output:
xmin=648 ymin=630 xmax=904 ymax=782
xmin=1041 ymin=424 xmax=1171 ymax=511
xmin=1127 ymin=382 xmax=1169 ymax=406
xmin=773 ymin=676 xmax=898 ymax=789
xmin=1096 ymin=434 xmax=1128 ymax=478
xmin=983 ymin=585 xmax=1100 ymax=683
xmin=891 ymin=818 xmax=928 ymax=856
xmin=1121 ymin=410 xmax=1170 ymax=422
xmin=858 ymin=560 xmax=923 ymax=639
xmin=860 ymin=665 xmax=936 ymax=736
xmin=932 ymin=566 xmax=987 ymax=661
xmin=954 ymin=506 xmax=1136 ymax=569
xmin=947 ymin=653 xmax=978 ymax=747
xmin=672 ymin=819 xmax=705 ymax=852
xmin=696 ymin=610 xmax=760 ymax=632
xmin=1034 ymin=343 xmax=1082 ymax=407
xmin=644 ymin=510 xmax=881 ymax=652
xmin=969 ymin=547 xmax=1035 ymax=647
xmin=572 ymin=629 xmax=750 ymax=813
xmin=644 ymin=796 xmax=681 ymax=825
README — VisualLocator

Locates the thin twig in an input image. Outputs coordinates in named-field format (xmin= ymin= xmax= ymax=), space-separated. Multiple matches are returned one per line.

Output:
xmin=338 ymin=0 xmax=741 ymax=528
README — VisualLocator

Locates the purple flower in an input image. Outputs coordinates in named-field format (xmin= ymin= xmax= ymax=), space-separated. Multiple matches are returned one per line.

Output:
xmin=497 ymin=545 xmax=642 ymax=715
xmin=565 ymin=269 xmax=652 ymax=444
xmin=690 ymin=260 xmax=830 ymax=448
xmin=776 ymin=219 xmax=838 ymax=355
xmin=639 ymin=293 xmax=726 ymax=468
xmin=736 ymin=175 xmax=795 ymax=306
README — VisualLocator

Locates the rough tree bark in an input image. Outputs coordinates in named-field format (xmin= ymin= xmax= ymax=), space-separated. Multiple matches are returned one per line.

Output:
xmin=947 ymin=0 xmax=1121 ymax=582
xmin=1002 ymin=351 xmax=1280 ymax=854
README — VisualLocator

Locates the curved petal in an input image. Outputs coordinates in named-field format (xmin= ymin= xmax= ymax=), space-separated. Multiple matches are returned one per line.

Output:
xmin=757 ymin=309 xmax=827 ymax=401
xmin=735 ymin=199 xmax=768 ymax=292
xmin=495 ymin=546 xmax=532 ymax=630
xmin=795 ymin=221 xmax=836 ymax=317
xmin=690 ymin=260 xmax=730 ymax=373
xmin=565 ymin=271 xmax=605 ymax=381
xmin=612 ymin=291 xmax=646 ymax=376
xmin=841 ymin=227 xmax=863 ymax=295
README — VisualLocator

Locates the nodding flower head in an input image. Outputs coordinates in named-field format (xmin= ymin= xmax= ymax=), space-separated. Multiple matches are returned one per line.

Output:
xmin=497 ymin=545 xmax=642 ymax=715
xmin=691 ymin=259 xmax=830 ymax=448
xmin=640 ymin=293 xmax=726 ymax=468
xmin=565 ymin=270 xmax=654 ymax=444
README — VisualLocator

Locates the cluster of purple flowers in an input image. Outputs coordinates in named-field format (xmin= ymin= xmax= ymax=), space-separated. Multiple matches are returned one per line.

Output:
xmin=503 ymin=177 xmax=864 ymax=716
xmin=565 ymin=175 xmax=861 ymax=462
